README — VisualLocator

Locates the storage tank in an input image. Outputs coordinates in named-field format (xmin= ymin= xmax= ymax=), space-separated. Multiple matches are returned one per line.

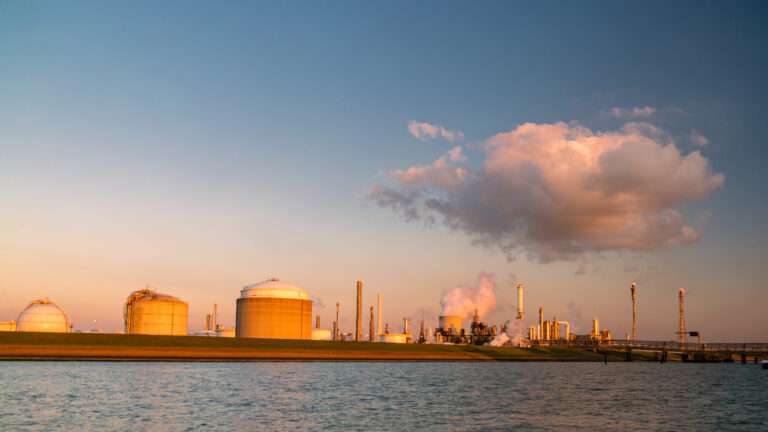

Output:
xmin=215 ymin=326 xmax=236 ymax=338
xmin=311 ymin=329 xmax=332 ymax=341
xmin=236 ymin=278 xmax=312 ymax=339
xmin=438 ymin=315 xmax=462 ymax=333
xmin=379 ymin=333 xmax=408 ymax=343
xmin=124 ymin=288 xmax=188 ymax=336
xmin=16 ymin=298 xmax=70 ymax=333
xmin=0 ymin=321 xmax=16 ymax=332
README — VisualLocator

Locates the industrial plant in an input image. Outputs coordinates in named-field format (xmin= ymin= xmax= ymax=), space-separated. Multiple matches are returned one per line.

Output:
xmin=0 ymin=273 xmax=712 ymax=357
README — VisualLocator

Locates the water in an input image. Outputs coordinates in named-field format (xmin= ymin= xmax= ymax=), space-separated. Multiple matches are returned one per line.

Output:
xmin=0 ymin=362 xmax=765 ymax=431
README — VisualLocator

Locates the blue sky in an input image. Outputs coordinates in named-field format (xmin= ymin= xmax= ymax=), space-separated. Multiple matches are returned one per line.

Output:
xmin=1 ymin=1 xmax=766 ymax=340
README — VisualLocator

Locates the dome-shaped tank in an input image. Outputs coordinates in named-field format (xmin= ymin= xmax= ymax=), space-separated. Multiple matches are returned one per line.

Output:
xmin=16 ymin=299 xmax=70 ymax=333
xmin=236 ymin=278 xmax=312 ymax=340
xmin=124 ymin=288 xmax=188 ymax=336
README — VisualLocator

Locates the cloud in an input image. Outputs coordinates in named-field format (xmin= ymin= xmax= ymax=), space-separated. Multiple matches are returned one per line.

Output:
xmin=370 ymin=121 xmax=725 ymax=262
xmin=390 ymin=146 xmax=467 ymax=188
xmin=608 ymin=106 xmax=657 ymax=119
xmin=408 ymin=120 xmax=464 ymax=143
xmin=690 ymin=130 xmax=710 ymax=147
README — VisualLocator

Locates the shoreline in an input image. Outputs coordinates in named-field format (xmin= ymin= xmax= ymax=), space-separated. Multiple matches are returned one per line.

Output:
xmin=0 ymin=332 xmax=636 ymax=362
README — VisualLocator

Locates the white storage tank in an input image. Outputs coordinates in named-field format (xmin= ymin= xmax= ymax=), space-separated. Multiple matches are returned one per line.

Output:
xmin=124 ymin=288 xmax=188 ymax=336
xmin=311 ymin=329 xmax=332 ymax=341
xmin=16 ymin=299 xmax=70 ymax=333
xmin=379 ymin=333 xmax=409 ymax=344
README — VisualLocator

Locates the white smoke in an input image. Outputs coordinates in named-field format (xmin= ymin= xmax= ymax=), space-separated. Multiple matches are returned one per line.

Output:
xmin=440 ymin=272 xmax=497 ymax=318
xmin=488 ymin=319 xmax=525 ymax=347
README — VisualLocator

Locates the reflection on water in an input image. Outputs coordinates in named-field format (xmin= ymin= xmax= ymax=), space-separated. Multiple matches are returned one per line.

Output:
xmin=0 ymin=362 xmax=766 ymax=431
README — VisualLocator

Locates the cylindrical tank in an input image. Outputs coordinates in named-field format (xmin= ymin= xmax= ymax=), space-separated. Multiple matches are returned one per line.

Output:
xmin=236 ymin=278 xmax=312 ymax=340
xmin=124 ymin=289 xmax=188 ymax=336
xmin=215 ymin=326 xmax=236 ymax=338
xmin=16 ymin=299 xmax=70 ymax=333
xmin=379 ymin=333 xmax=408 ymax=343
xmin=438 ymin=315 xmax=462 ymax=333
xmin=311 ymin=329 xmax=332 ymax=341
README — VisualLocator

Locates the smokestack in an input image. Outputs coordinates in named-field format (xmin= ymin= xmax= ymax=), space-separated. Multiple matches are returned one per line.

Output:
xmin=355 ymin=281 xmax=363 ymax=342
xmin=369 ymin=306 xmax=374 ymax=342
xmin=679 ymin=288 xmax=686 ymax=345
xmin=630 ymin=282 xmax=637 ymax=342
xmin=538 ymin=307 xmax=544 ymax=340
xmin=592 ymin=318 xmax=600 ymax=339
xmin=516 ymin=283 xmax=524 ymax=320
xmin=403 ymin=317 xmax=409 ymax=334
xmin=213 ymin=304 xmax=218 ymax=331
xmin=377 ymin=293 xmax=383 ymax=336
xmin=315 ymin=314 xmax=320 ymax=330
xmin=334 ymin=302 xmax=340 ymax=341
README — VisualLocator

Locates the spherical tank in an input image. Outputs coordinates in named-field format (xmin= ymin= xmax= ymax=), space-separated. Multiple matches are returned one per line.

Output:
xmin=16 ymin=299 xmax=70 ymax=333
xmin=236 ymin=278 xmax=312 ymax=340
xmin=124 ymin=289 xmax=188 ymax=336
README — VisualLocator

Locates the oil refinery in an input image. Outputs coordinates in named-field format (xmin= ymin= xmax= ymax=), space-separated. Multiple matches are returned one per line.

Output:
xmin=0 ymin=275 xmax=705 ymax=352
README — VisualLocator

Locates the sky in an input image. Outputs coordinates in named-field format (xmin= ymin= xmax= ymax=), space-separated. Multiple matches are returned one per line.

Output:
xmin=1 ymin=1 xmax=766 ymax=341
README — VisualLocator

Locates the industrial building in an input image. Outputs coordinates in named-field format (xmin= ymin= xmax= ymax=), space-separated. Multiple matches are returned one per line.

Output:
xmin=236 ymin=278 xmax=312 ymax=340
xmin=124 ymin=288 xmax=189 ymax=336
xmin=16 ymin=298 xmax=71 ymax=333
xmin=0 ymin=321 xmax=16 ymax=332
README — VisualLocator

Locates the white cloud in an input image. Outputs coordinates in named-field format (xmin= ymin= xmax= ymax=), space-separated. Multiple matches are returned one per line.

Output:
xmin=608 ymin=106 xmax=657 ymax=119
xmin=408 ymin=120 xmax=464 ymax=143
xmin=390 ymin=146 xmax=467 ymax=188
xmin=370 ymin=121 xmax=725 ymax=262
xmin=690 ymin=130 xmax=710 ymax=146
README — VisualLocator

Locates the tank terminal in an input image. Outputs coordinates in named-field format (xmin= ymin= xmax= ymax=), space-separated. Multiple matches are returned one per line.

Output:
xmin=1 ymin=277 xmax=767 ymax=364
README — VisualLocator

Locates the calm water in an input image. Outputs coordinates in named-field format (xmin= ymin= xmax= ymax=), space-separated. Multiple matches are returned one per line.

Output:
xmin=0 ymin=362 xmax=765 ymax=431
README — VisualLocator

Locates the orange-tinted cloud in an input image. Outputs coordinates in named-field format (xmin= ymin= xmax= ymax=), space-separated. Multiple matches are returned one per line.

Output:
xmin=371 ymin=121 xmax=725 ymax=262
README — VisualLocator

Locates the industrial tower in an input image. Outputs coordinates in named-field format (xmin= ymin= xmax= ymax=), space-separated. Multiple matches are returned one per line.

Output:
xmin=678 ymin=288 xmax=686 ymax=345
xmin=630 ymin=282 xmax=637 ymax=341
xmin=355 ymin=281 xmax=363 ymax=342
xmin=516 ymin=283 xmax=524 ymax=320
xmin=376 ymin=293 xmax=383 ymax=336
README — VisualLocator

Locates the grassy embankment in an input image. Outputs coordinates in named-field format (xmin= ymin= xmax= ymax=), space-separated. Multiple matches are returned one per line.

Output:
xmin=0 ymin=332 xmax=637 ymax=362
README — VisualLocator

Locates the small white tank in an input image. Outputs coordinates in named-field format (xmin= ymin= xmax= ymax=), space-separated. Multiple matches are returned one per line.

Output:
xmin=311 ymin=329 xmax=332 ymax=341
xmin=379 ymin=333 xmax=409 ymax=343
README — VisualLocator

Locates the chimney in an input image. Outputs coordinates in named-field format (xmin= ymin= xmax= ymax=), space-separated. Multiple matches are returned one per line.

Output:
xmin=315 ymin=314 xmax=321 ymax=330
xmin=376 ymin=293 xmax=383 ymax=336
xmin=679 ymin=288 xmax=686 ymax=345
xmin=369 ymin=306 xmax=375 ymax=342
xmin=516 ymin=283 xmax=524 ymax=320
xmin=334 ymin=301 xmax=340 ymax=341
xmin=630 ymin=282 xmax=637 ymax=342
xmin=538 ymin=307 xmax=544 ymax=340
xmin=355 ymin=281 xmax=363 ymax=342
